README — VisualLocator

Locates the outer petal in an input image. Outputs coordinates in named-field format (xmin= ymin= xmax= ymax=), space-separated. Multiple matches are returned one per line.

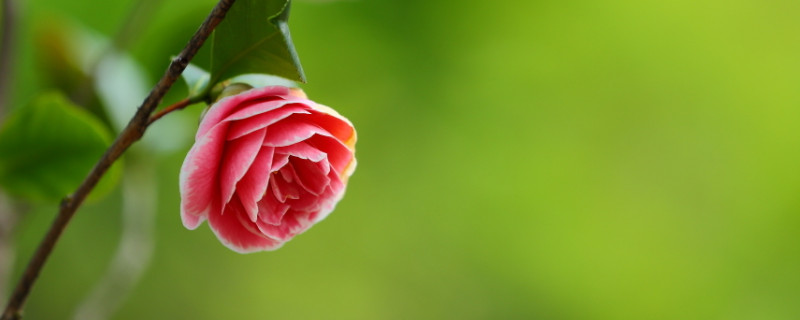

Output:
xmin=305 ymin=108 xmax=357 ymax=149
xmin=226 ymin=104 xmax=310 ymax=140
xmin=179 ymin=123 xmax=228 ymax=229
xmin=310 ymin=187 xmax=346 ymax=224
xmin=208 ymin=197 xmax=283 ymax=253
xmin=255 ymin=210 xmax=314 ymax=242
xmin=197 ymin=86 xmax=292 ymax=138
xmin=262 ymin=117 xmax=334 ymax=147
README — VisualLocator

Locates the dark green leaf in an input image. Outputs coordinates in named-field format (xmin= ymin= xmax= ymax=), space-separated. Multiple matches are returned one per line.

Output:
xmin=210 ymin=0 xmax=305 ymax=85
xmin=0 ymin=92 xmax=121 ymax=202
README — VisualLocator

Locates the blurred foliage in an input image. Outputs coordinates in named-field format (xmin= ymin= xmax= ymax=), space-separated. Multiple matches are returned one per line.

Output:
xmin=0 ymin=92 xmax=118 ymax=202
xmin=4 ymin=0 xmax=800 ymax=319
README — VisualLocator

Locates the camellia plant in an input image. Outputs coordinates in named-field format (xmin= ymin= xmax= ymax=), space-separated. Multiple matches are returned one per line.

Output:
xmin=0 ymin=0 xmax=356 ymax=318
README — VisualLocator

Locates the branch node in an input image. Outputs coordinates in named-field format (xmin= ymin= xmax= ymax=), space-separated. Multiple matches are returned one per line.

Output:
xmin=59 ymin=197 xmax=73 ymax=210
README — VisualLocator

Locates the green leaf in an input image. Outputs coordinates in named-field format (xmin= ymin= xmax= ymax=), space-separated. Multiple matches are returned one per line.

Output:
xmin=210 ymin=0 xmax=305 ymax=85
xmin=0 ymin=92 xmax=121 ymax=202
xmin=181 ymin=62 xmax=211 ymax=99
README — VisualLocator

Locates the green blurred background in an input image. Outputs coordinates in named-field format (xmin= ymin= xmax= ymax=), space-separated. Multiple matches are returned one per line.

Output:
xmin=4 ymin=0 xmax=800 ymax=319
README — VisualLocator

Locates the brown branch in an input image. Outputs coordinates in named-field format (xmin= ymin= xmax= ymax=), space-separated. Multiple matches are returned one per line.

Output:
xmin=0 ymin=0 xmax=237 ymax=319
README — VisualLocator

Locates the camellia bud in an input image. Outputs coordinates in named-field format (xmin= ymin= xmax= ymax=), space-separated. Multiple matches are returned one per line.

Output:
xmin=179 ymin=86 xmax=357 ymax=253
xmin=214 ymin=83 xmax=254 ymax=102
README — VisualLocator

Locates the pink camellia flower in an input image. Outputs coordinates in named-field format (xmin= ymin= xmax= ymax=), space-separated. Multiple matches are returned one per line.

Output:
xmin=179 ymin=86 xmax=356 ymax=253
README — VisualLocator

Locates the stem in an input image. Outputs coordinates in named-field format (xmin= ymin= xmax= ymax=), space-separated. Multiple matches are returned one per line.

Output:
xmin=0 ymin=1 xmax=237 ymax=319
xmin=147 ymin=97 xmax=194 ymax=125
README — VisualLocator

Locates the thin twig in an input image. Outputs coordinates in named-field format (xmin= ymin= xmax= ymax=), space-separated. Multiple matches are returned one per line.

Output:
xmin=147 ymin=97 xmax=193 ymax=125
xmin=0 ymin=0 xmax=237 ymax=319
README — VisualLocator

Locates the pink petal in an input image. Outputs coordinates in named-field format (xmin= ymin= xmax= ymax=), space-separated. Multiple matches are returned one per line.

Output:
xmin=235 ymin=146 xmax=274 ymax=221
xmin=262 ymin=117 xmax=334 ymax=147
xmin=197 ymin=86 xmax=292 ymax=138
xmin=278 ymin=165 xmax=294 ymax=183
xmin=285 ymin=188 xmax=322 ymax=212
xmin=326 ymin=169 xmax=345 ymax=195
xmin=316 ymin=157 xmax=331 ymax=175
xmin=219 ymin=128 xmax=266 ymax=209
xmin=290 ymin=158 xmax=330 ymax=196
xmin=224 ymin=101 xmax=308 ymax=125
xmin=255 ymin=209 xmax=314 ymax=242
xmin=208 ymin=197 xmax=283 ymax=253
xmin=226 ymin=104 xmax=310 ymax=140
xmin=271 ymin=153 xmax=290 ymax=171
xmin=257 ymin=189 xmax=291 ymax=225
xmin=275 ymin=142 xmax=327 ymax=162
xmin=180 ymin=123 xmax=229 ymax=228
xmin=304 ymin=134 xmax=354 ymax=175
xmin=309 ymin=189 xmax=344 ymax=224
xmin=269 ymin=172 xmax=300 ymax=202
xmin=305 ymin=110 xmax=356 ymax=147
xmin=181 ymin=210 xmax=206 ymax=230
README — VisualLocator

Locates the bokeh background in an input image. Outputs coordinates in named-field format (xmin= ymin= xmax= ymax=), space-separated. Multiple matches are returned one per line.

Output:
xmin=3 ymin=0 xmax=800 ymax=319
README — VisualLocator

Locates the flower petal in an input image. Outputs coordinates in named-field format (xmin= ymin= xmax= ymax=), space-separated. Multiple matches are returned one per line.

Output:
xmin=305 ymin=107 xmax=357 ymax=148
xmin=180 ymin=123 xmax=229 ymax=228
xmin=198 ymin=86 xmax=292 ymax=138
xmin=304 ymin=134 xmax=354 ymax=175
xmin=257 ymin=189 xmax=291 ymax=225
xmin=236 ymin=146 xmax=274 ymax=221
xmin=262 ymin=117 xmax=333 ymax=147
xmin=285 ymin=188 xmax=322 ymax=212
xmin=255 ymin=209 xmax=314 ymax=242
xmin=226 ymin=104 xmax=310 ymax=140
xmin=269 ymin=171 xmax=300 ymax=202
xmin=208 ymin=197 xmax=283 ymax=253
xmin=220 ymin=128 xmax=266 ymax=209
xmin=290 ymin=158 xmax=330 ymax=196
xmin=271 ymin=153 xmax=290 ymax=171
xmin=276 ymin=142 xmax=327 ymax=162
